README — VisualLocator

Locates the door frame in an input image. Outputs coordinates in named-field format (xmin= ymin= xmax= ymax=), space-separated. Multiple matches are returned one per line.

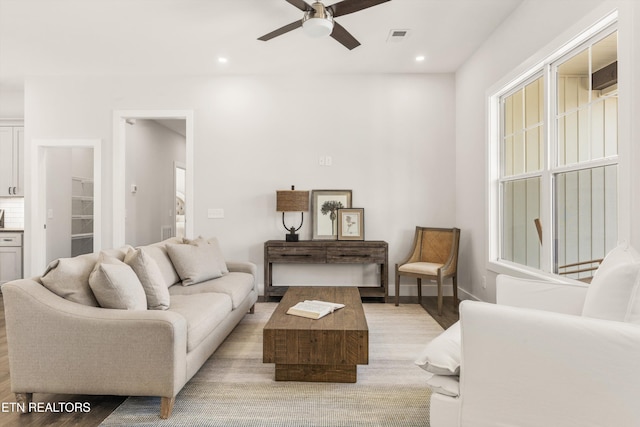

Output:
xmin=112 ymin=110 xmax=194 ymax=248
xmin=31 ymin=139 xmax=102 ymax=274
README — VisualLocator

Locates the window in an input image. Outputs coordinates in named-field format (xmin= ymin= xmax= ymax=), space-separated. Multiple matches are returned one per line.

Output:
xmin=493 ymin=19 xmax=619 ymax=281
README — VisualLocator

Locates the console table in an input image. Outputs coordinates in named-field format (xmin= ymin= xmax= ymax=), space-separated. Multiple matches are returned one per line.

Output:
xmin=264 ymin=240 xmax=388 ymax=301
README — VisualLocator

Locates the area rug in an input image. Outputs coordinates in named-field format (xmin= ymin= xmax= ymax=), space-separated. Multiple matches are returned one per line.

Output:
xmin=100 ymin=302 xmax=442 ymax=426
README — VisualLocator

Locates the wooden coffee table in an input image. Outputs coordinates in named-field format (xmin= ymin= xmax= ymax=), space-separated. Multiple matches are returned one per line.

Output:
xmin=263 ymin=286 xmax=369 ymax=383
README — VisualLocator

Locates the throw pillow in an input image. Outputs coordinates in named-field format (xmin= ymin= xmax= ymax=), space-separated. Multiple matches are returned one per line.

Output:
xmin=89 ymin=252 xmax=147 ymax=310
xmin=415 ymin=321 xmax=461 ymax=375
xmin=186 ymin=236 xmax=229 ymax=275
xmin=125 ymin=248 xmax=171 ymax=310
xmin=41 ymin=253 xmax=100 ymax=306
xmin=166 ymin=242 xmax=223 ymax=286
xmin=425 ymin=374 xmax=460 ymax=397
xmin=142 ymin=242 xmax=181 ymax=287
xmin=582 ymin=244 xmax=640 ymax=323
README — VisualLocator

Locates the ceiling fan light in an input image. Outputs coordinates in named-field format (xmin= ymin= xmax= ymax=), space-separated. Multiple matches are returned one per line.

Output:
xmin=302 ymin=17 xmax=334 ymax=38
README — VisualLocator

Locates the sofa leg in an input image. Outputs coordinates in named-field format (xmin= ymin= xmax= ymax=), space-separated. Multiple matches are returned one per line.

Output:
xmin=15 ymin=393 xmax=32 ymax=413
xmin=249 ymin=304 xmax=255 ymax=314
xmin=160 ymin=396 xmax=175 ymax=419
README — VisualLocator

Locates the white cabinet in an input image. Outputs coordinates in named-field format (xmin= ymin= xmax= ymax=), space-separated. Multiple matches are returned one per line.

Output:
xmin=0 ymin=126 xmax=24 ymax=196
xmin=0 ymin=232 xmax=23 ymax=286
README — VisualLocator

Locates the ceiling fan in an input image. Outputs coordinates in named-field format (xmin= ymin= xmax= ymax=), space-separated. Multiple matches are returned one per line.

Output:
xmin=258 ymin=0 xmax=391 ymax=50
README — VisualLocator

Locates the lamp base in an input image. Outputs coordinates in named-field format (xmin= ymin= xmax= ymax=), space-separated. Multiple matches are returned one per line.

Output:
xmin=285 ymin=234 xmax=299 ymax=242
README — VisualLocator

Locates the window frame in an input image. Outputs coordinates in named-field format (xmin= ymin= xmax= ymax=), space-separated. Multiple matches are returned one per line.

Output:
xmin=488 ymin=11 xmax=622 ymax=281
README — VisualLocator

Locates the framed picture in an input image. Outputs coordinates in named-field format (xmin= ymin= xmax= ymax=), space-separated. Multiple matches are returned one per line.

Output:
xmin=337 ymin=208 xmax=364 ymax=241
xmin=311 ymin=190 xmax=352 ymax=240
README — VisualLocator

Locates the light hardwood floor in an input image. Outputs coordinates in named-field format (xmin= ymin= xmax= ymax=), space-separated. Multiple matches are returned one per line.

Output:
xmin=0 ymin=294 xmax=458 ymax=426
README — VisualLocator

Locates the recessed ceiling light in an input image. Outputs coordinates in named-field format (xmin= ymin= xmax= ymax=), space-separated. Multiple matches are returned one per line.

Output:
xmin=415 ymin=55 xmax=426 ymax=62
xmin=218 ymin=57 xmax=228 ymax=64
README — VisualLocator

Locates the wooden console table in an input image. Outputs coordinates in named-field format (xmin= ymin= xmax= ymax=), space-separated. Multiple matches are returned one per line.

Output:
xmin=264 ymin=240 xmax=388 ymax=301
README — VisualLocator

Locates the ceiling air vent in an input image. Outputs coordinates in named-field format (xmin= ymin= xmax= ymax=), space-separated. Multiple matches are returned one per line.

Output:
xmin=387 ymin=29 xmax=411 ymax=43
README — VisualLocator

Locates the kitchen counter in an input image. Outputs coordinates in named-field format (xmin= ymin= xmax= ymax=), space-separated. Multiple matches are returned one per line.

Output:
xmin=0 ymin=229 xmax=24 ymax=232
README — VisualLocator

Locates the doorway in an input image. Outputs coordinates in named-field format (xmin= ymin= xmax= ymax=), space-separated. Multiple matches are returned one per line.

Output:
xmin=123 ymin=118 xmax=186 ymax=247
xmin=44 ymin=147 xmax=95 ymax=263
xmin=113 ymin=110 xmax=194 ymax=248
xmin=174 ymin=162 xmax=186 ymax=239
xmin=31 ymin=139 xmax=102 ymax=274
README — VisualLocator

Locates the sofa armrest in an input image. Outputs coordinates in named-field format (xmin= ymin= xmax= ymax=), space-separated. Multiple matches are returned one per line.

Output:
xmin=226 ymin=261 xmax=257 ymax=277
xmin=458 ymin=300 xmax=640 ymax=427
xmin=496 ymin=274 xmax=587 ymax=315
xmin=2 ymin=279 xmax=188 ymax=398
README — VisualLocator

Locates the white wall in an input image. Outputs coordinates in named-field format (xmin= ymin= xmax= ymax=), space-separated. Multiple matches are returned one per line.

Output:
xmin=24 ymin=74 xmax=456 ymax=295
xmin=455 ymin=0 xmax=640 ymax=301
xmin=0 ymin=85 xmax=24 ymax=118
xmin=125 ymin=119 xmax=185 ymax=247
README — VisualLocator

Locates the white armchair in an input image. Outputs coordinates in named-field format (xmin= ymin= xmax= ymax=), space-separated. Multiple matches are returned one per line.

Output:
xmin=425 ymin=245 xmax=640 ymax=427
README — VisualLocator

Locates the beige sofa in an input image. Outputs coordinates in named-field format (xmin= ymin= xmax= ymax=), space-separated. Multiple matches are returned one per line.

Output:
xmin=1 ymin=236 xmax=258 ymax=419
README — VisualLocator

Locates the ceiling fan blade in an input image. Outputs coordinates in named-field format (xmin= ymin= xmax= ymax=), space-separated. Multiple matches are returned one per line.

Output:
xmin=258 ymin=20 xmax=303 ymax=41
xmin=286 ymin=0 xmax=313 ymax=12
xmin=330 ymin=21 xmax=360 ymax=50
xmin=328 ymin=0 xmax=391 ymax=17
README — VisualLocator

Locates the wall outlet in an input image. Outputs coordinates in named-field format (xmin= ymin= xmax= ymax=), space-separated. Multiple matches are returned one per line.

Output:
xmin=481 ymin=276 xmax=487 ymax=289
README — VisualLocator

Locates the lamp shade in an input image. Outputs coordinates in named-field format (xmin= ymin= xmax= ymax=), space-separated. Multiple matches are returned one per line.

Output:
xmin=277 ymin=188 xmax=309 ymax=212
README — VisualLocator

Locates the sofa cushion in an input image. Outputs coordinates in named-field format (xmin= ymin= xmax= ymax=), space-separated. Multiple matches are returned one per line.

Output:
xmin=415 ymin=321 xmax=461 ymax=375
xmin=142 ymin=238 xmax=182 ymax=287
xmin=582 ymin=244 xmax=640 ymax=323
xmin=41 ymin=252 xmax=100 ymax=306
xmin=168 ymin=272 xmax=254 ymax=309
xmin=166 ymin=241 xmax=223 ymax=286
xmin=89 ymin=253 xmax=147 ymax=310
xmin=168 ymin=293 xmax=233 ymax=352
xmin=398 ymin=262 xmax=443 ymax=276
xmin=125 ymin=248 xmax=170 ymax=310
xmin=187 ymin=236 xmax=229 ymax=275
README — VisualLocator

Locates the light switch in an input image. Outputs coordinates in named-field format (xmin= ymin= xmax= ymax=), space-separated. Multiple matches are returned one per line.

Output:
xmin=208 ymin=208 xmax=224 ymax=219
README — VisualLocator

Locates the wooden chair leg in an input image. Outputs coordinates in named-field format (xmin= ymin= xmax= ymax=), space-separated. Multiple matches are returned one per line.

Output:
xmin=453 ymin=275 xmax=458 ymax=305
xmin=160 ymin=396 xmax=175 ymax=419
xmin=437 ymin=276 xmax=443 ymax=316
xmin=395 ymin=267 xmax=401 ymax=306
xmin=15 ymin=393 xmax=32 ymax=413
xmin=417 ymin=277 xmax=422 ymax=301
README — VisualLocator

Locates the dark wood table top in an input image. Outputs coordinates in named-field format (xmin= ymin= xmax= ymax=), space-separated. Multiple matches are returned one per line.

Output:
xmin=264 ymin=286 xmax=368 ymax=332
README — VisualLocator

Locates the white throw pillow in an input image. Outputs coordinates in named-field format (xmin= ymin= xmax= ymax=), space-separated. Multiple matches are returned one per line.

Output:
xmin=125 ymin=248 xmax=170 ymax=310
xmin=41 ymin=253 xmax=100 ymax=306
xmin=166 ymin=242 xmax=223 ymax=286
xmin=425 ymin=374 xmax=460 ymax=397
xmin=89 ymin=253 xmax=147 ymax=310
xmin=187 ymin=236 xmax=229 ymax=275
xmin=582 ymin=244 xmax=640 ymax=324
xmin=415 ymin=321 xmax=461 ymax=375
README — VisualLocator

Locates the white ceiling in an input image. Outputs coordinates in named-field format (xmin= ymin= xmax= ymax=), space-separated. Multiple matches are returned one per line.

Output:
xmin=0 ymin=0 xmax=524 ymax=90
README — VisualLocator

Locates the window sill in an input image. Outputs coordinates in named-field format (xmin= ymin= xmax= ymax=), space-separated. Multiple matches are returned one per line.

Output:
xmin=487 ymin=260 xmax=589 ymax=287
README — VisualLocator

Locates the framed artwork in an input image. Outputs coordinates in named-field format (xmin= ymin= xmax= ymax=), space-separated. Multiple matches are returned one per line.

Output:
xmin=337 ymin=208 xmax=364 ymax=241
xmin=311 ymin=190 xmax=352 ymax=240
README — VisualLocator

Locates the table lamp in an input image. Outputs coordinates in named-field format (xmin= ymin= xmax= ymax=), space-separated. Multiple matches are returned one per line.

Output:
xmin=276 ymin=185 xmax=309 ymax=242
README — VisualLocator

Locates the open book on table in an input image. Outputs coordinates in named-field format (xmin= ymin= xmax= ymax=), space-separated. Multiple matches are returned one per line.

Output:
xmin=286 ymin=300 xmax=346 ymax=320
